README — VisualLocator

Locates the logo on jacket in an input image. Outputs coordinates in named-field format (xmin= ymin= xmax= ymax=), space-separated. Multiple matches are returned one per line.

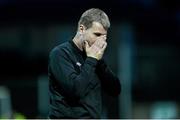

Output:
xmin=76 ymin=62 xmax=81 ymax=67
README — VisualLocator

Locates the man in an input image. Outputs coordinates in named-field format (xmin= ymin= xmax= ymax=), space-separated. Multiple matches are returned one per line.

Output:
xmin=48 ymin=8 xmax=121 ymax=119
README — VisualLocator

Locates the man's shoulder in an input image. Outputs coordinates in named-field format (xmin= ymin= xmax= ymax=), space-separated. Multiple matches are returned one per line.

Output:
xmin=51 ymin=41 xmax=71 ymax=51
xmin=49 ymin=41 xmax=71 ymax=57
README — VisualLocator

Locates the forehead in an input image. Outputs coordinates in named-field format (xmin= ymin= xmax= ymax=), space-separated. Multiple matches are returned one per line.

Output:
xmin=89 ymin=22 xmax=107 ymax=34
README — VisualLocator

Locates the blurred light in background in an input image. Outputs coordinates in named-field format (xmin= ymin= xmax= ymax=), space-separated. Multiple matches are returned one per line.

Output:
xmin=0 ymin=86 xmax=12 ymax=118
xmin=150 ymin=101 xmax=178 ymax=119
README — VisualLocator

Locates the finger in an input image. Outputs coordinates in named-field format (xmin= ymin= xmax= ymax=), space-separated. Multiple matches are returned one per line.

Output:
xmin=91 ymin=44 xmax=99 ymax=53
xmin=94 ymin=39 xmax=104 ymax=48
xmin=84 ymin=41 xmax=90 ymax=50
xmin=103 ymin=35 xmax=107 ymax=41
xmin=98 ymin=40 xmax=106 ymax=48
xmin=101 ymin=42 xmax=107 ymax=51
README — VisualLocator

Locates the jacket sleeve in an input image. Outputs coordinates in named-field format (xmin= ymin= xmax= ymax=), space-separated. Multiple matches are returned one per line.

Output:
xmin=49 ymin=47 xmax=98 ymax=99
xmin=96 ymin=59 xmax=121 ymax=96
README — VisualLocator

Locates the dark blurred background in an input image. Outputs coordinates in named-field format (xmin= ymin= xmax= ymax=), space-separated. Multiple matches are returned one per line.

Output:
xmin=0 ymin=0 xmax=180 ymax=119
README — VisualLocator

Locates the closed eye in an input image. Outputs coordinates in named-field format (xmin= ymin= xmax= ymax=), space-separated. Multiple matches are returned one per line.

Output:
xmin=94 ymin=33 xmax=101 ymax=37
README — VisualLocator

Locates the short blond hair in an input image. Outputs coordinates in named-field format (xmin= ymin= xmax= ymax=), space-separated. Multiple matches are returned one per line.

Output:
xmin=78 ymin=8 xmax=110 ymax=30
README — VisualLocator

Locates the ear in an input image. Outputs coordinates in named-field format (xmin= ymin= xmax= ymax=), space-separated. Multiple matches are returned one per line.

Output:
xmin=79 ymin=24 xmax=86 ymax=34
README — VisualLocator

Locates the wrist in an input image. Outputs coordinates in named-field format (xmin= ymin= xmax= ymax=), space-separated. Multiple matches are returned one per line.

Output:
xmin=87 ymin=55 xmax=99 ymax=60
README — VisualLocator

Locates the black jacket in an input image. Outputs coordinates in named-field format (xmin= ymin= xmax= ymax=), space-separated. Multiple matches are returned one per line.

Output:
xmin=48 ymin=40 xmax=121 ymax=118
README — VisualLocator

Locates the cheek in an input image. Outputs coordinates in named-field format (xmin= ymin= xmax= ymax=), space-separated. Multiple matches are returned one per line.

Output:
xmin=85 ymin=32 xmax=96 ymax=46
xmin=91 ymin=39 xmax=96 ymax=45
xmin=89 ymin=36 xmax=97 ymax=46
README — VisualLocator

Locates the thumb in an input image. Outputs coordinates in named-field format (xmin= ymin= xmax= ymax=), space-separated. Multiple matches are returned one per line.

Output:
xmin=84 ymin=41 xmax=90 ymax=50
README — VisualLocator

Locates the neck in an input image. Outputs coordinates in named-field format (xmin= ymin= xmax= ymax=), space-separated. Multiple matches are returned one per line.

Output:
xmin=72 ymin=34 xmax=83 ymax=51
